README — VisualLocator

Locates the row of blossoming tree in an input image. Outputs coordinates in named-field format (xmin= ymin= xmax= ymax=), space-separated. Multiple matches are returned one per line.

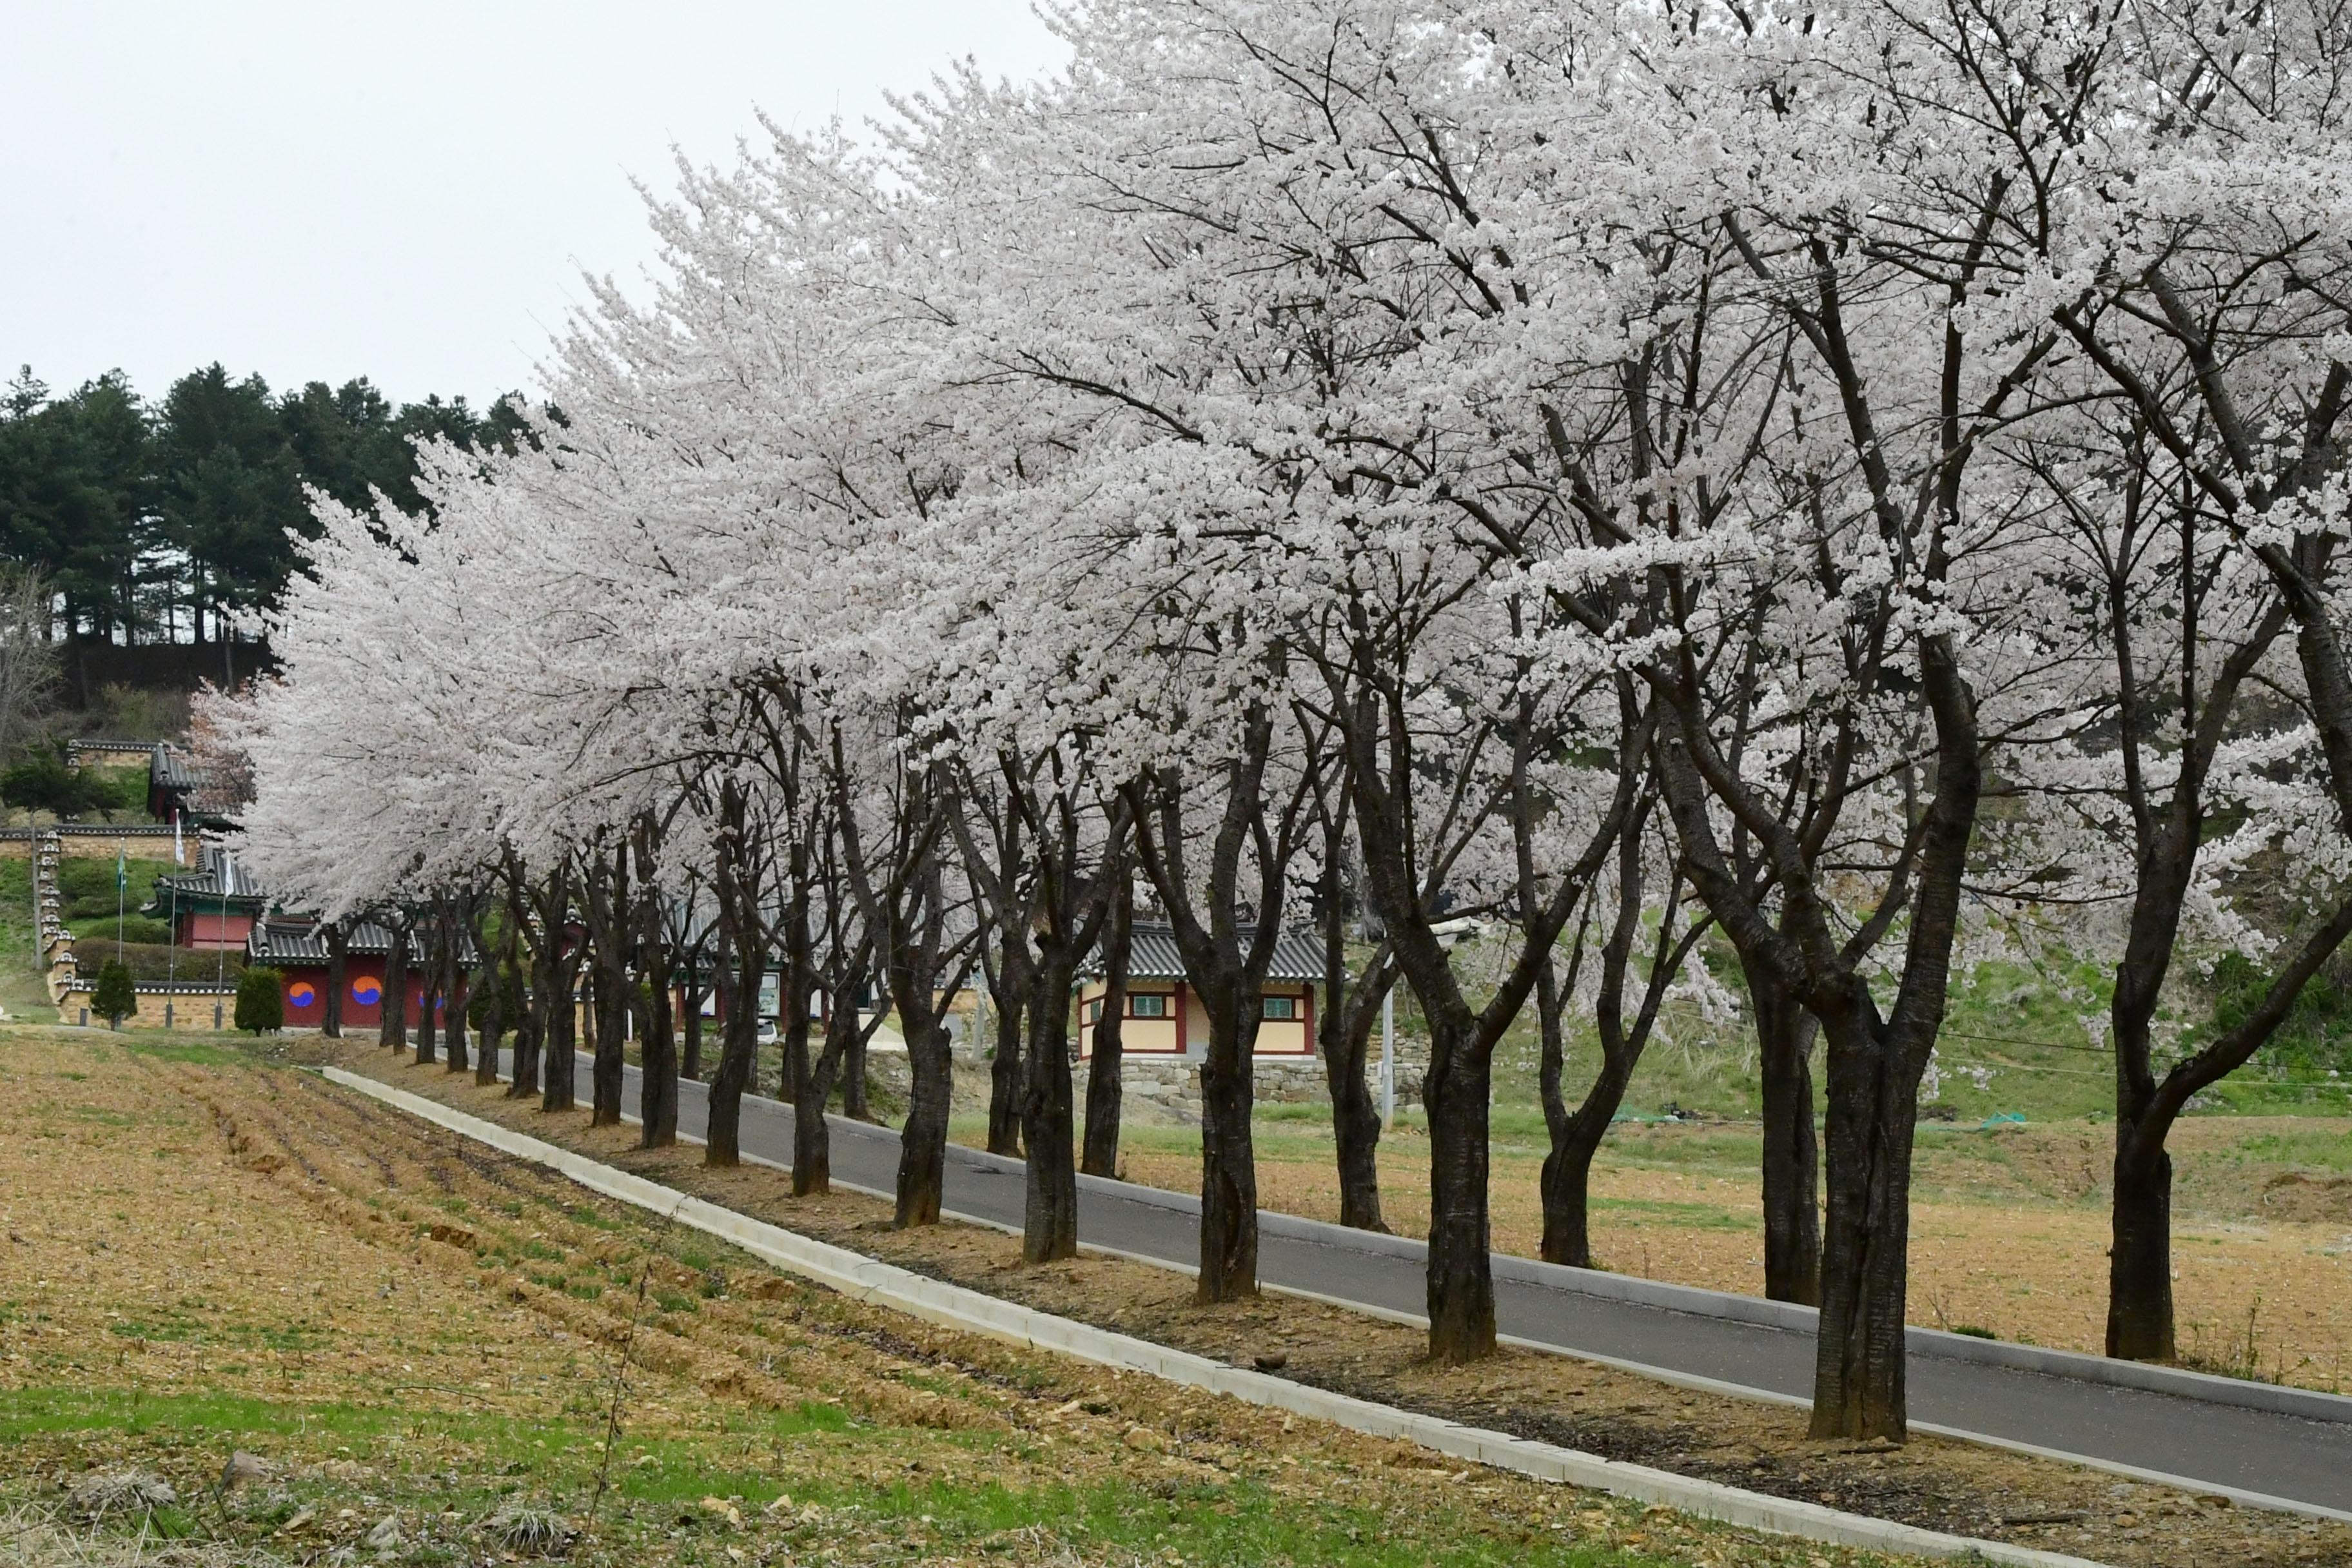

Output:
xmin=225 ymin=0 xmax=2352 ymax=1442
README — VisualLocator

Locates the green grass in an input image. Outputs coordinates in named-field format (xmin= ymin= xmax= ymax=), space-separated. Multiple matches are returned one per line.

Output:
xmin=0 ymin=1385 xmax=1714 ymax=1568
xmin=55 ymin=856 xmax=180 ymax=923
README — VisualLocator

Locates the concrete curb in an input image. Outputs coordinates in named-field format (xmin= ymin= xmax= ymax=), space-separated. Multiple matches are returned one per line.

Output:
xmin=320 ymin=1066 xmax=2108 ymax=1568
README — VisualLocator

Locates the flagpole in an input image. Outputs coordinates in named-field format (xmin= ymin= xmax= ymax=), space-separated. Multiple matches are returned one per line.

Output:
xmin=115 ymin=839 xmax=126 ymax=968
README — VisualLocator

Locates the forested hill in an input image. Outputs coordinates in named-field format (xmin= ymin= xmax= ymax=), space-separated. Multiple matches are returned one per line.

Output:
xmin=0 ymin=363 xmax=534 ymax=669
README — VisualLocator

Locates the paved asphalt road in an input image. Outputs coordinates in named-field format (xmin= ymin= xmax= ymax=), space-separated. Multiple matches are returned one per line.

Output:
xmin=565 ymin=1057 xmax=2352 ymax=1515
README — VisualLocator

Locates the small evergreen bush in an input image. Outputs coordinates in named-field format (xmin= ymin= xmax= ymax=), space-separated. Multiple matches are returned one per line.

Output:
xmin=235 ymin=966 xmax=284 ymax=1034
xmin=90 ymin=960 xmax=137 ymax=1028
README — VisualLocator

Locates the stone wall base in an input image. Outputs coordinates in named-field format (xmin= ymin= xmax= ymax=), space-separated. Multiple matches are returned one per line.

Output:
xmin=948 ymin=1040 xmax=1428 ymax=1127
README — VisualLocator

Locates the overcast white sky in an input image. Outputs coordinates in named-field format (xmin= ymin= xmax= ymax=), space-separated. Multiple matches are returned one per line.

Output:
xmin=3 ymin=2 xmax=1067 ymax=407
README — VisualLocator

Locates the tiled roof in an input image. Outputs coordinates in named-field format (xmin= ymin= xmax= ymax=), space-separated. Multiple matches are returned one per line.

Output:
xmin=150 ymin=745 xmax=212 ymax=794
xmin=151 ymin=843 xmax=265 ymax=905
xmin=246 ymin=918 xmax=398 ymax=964
xmin=246 ymin=916 xmax=476 ymax=967
xmin=1088 ymin=922 xmax=1327 ymax=985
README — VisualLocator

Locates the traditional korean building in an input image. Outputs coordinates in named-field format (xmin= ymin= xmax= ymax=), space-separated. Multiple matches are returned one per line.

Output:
xmin=244 ymin=915 xmax=440 ymax=1030
xmin=147 ymin=743 xmax=241 ymax=831
xmin=1073 ymin=923 xmax=1325 ymax=1060
xmin=144 ymin=843 xmax=267 ymax=949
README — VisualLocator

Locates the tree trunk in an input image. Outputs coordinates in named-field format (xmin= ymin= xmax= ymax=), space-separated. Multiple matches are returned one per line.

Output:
xmin=591 ymin=959 xmax=627 ymax=1128
xmin=505 ymin=874 xmax=543 ymax=1099
xmin=415 ymin=924 xmax=441 ymax=1066
xmin=442 ymin=921 xmax=467 ymax=1081
xmin=897 ymin=1017 xmax=952 ymax=1226
xmin=1538 ymin=962 xmax=1634 ymax=1269
xmin=705 ymin=937 xmax=759 ymax=1168
xmin=841 ymin=997 xmax=871 ymax=1120
xmin=508 ymin=985 xmax=540 ymax=1100
xmin=541 ymin=957 xmax=577 ymax=1113
xmin=1808 ymin=1010 xmax=1920 ymax=1442
xmin=1080 ymin=883 xmax=1132 ymax=1179
xmin=636 ymin=831 xmax=678 ymax=1148
xmin=1753 ymin=963 xmax=1823 ymax=1305
xmin=1020 ymin=952 xmax=1081 ymax=1262
xmin=1422 ymin=1029 xmax=1495 ymax=1362
xmin=640 ymin=994 xmax=678 ymax=1147
xmin=790 ymin=1004 xmax=850 ymax=1197
xmin=1329 ymin=1055 xmax=1386 ymax=1231
xmin=986 ymin=959 xmax=1025 ymax=1157
xmin=475 ymin=966 xmax=504 ymax=1087
xmin=444 ymin=947 xmax=469 ymax=1073
xmin=681 ymin=967 xmax=705 ymax=1081
xmin=706 ymin=785 xmax=762 ymax=1164
xmin=1318 ymin=851 xmax=1387 ymax=1233
xmin=1196 ymin=997 xmax=1260 ymax=1301
xmin=380 ymin=924 xmax=410 ymax=1050
xmin=322 ymin=924 xmax=346 ymax=1039
xmin=2107 ymin=1127 xmax=2177 ymax=1360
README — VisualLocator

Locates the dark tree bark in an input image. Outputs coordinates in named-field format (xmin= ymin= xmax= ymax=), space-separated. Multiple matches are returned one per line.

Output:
xmin=705 ymin=932 xmax=761 ymax=1166
xmin=789 ymin=948 xmax=867 ymax=1199
xmin=946 ymin=758 xmax=1126 ymax=1264
xmin=678 ymin=897 xmax=712 ymax=1084
xmin=705 ymin=778 xmax=767 ymax=1167
xmin=775 ymin=872 xmax=828 ymax=1193
xmin=1335 ymin=669 xmax=1647 ymax=1362
xmin=536 ymin=864 xmax=580 ymax=1113
xmin=825 ymin=738 xmax=970 ymax=1230
xmin=1019 ymin=944 xmax=1084 ymax=1261
xmin=443 ymin=918 xmax=469 ymax=1075
xmin=1534 ymin=803 xmax=1705 ymax=1269
xmin=380 ymin=916 xmax=411 ymax=1051
xmin=1079 ymin=870 xmax=1132 ymax=1180
xmin=582 ymin=840 xmax=631 ymax=1128
xmin=1128 ymin=711 xmax=1315 ymax=1303
xmin=681 ymin=974 xmax=705 ymax=1082
xmin=1749 ymin=954 xmax=1822 ymax=1304
xmin=475 ymin=956 xmax=506 ymax=1088
xmin=883 ymin=849 xmax=970 ymax=1229
xmin=507 ymin=861 xmax=556 ymax=1101
xmin=634 ymin=816 xmax=678 ymax=1149
xmin=415 ymin=919 xmax=442 ymax=1067
xmin=840 ymin=992 xmax=872 ymax=1121
xmin=984 ymin=952 xmax=1026 ymax=1156
xmin=1313 ymin=803 xmax=1390 ymax=1233
xmin=322 ymin=922 xmax=346 ymax=1039
xmin=467 ymin=892 xmax=502 ymax=1086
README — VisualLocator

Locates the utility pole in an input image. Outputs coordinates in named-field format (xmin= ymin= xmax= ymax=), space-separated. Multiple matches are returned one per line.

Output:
xmin=1380 ymin=985 xmax=1395 ymax=1126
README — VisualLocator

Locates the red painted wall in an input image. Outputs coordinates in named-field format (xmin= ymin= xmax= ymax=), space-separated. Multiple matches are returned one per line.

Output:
xmin=181 ymin=911 xmax=257 ymax=950
xmin=276 ymin=956 xmax=432 ymax=1030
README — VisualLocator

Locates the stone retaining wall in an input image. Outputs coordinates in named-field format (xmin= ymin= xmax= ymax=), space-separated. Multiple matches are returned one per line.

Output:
xmin=945 ymin=1035 xmax=1429 ymax=1126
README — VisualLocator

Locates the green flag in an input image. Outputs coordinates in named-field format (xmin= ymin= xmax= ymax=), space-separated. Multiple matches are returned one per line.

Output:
xmin=117 ymin=843 xmax=127 ymax=893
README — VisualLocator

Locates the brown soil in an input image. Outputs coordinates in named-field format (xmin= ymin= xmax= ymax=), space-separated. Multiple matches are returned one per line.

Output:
xmin=0 ymin=1028 xmax=1932 ymax=1568
xmin=323 ymin=1040 xmax=2352 ymax=1567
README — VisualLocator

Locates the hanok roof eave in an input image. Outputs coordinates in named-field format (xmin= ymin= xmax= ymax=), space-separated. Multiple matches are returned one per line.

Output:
xmin=1083 ymin=922 xmax=1328 ymax=986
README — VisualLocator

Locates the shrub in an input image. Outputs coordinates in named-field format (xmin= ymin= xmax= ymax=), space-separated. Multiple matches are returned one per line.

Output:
xmin=104 ymin=941 xmax=243 ymax=987
xmin=235 ymin=966 xmax=284 ymax=1034
xmin=90 ymin=960 xmax=137 ymax=1027
xmin=55 ymin=856 xmax=175 ymax=920
xmin=67 ymin=915 xmax=173 ymax=945
xmin=0 ymin=748 xmax=107 ymax=816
